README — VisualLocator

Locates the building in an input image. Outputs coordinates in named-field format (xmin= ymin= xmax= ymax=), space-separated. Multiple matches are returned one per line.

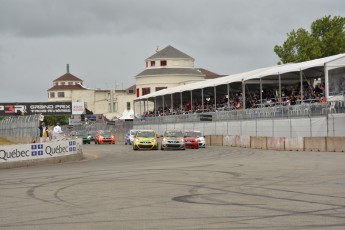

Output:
xmin=135 ymin=45 xmax=216 ymax=97
xmin=47 ymin=64 xmax=136 ymax=119
xmin=47 ymin=46 xmax=221 ymax=119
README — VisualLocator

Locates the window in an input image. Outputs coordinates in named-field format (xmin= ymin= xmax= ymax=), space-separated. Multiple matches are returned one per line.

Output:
xmin=136 ymin=88 xmax=140 ymax=97
xmin=156 ymin=87 xmax=167 ymax=92
xmin=150 ymin=61 xmax=155 ymax=67
xmin=54 ymin=82 xmax=58 ymax=86
xmin=50 ymin=92 xmax=55 ymax=98
xmin=142 ymin=87 xmax=151 ymax=96
xmin=128 ymin=89 xmax=134 ymax=94
xmin=108 ymin=102 xmax=118 ymax=112
xmin=127 ymin=102 xmax=131 ymax=110
xmin=68 ymin=82 xmax=73 ymax=85
xmin=160 ymin=60 xmax=167 ymax=66
xmin=57 ymin=92 xmax=65 ymax=98
xmin=146 ymin=62 xmax=148 ymax=68
xmin=60 ymin=82 xmax=65 ymax=85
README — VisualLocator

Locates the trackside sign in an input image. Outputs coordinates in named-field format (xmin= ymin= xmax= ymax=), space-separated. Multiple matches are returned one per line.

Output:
xmin=0 ymin=139 xmax=82 ymax=163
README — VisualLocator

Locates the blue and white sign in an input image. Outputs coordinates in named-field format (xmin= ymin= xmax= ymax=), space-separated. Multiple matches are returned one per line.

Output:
xmin=0 ymin=139 xmax=82 ymax=163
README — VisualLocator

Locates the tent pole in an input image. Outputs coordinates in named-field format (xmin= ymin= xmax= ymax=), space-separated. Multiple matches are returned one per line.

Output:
xmin=190 ymin=90 xmax=193 ymax=112
xmin=324 ymin=63 xmax=329 ymax=99
xmin=227 ymin=83 xmax=230 ymax=109
xmin=260 ymin=77 xmax=262 ymax=105
xmin=154 ymin=97 xmax=157 ymax=116
xmin=279 ymin=73 xmax=281 ymax=102
xmin=299 ymin=69 xmax=303 ymax=103
xmin=180 ymin=92 xmax=183 ymax=113
xmin=162 ymin=95 xmax=165 ymax=116
xmin=242 ymin=79 xmax=246 ymax=110
xmin=171 ymin=94 xmax=173 ymax=115
xmin=201 ymin=88 xmax=204 ymax=112
xmin=214 ymin=86 xmax=217 ymax=111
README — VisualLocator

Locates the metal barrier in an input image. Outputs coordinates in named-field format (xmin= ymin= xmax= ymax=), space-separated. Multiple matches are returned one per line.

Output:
xmin=0 ymin=114 xmax=40 ymax=138
xmin=134 ymin=102 xmax=345 ymax=125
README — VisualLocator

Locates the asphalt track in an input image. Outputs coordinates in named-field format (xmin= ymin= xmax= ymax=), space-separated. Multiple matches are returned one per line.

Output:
xmin=0 ymin=143 xmax=345 ymax=230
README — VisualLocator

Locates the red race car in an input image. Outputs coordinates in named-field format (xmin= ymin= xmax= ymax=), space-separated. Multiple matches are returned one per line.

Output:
xmin=183 ymin=130 xmax=200 ymax=149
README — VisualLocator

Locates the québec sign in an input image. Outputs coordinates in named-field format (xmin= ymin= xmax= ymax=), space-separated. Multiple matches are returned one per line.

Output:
xmin=0 ymin=140 xmax=82 ymax=163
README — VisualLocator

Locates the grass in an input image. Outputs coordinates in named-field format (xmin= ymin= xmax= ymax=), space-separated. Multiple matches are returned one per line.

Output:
xmin=0 ymin=137 xmax=15 ymax=145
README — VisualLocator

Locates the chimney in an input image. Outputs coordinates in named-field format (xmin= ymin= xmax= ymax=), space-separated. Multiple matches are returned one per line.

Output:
xmin=67 ymin=64 xmax=70 ymax=73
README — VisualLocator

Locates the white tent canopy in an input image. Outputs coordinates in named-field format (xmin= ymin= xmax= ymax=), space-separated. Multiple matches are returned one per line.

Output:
xmin=119 ymin=109 xmax=134 ymax=120
xmin=135 ymin=53 xmax=345 ymax=101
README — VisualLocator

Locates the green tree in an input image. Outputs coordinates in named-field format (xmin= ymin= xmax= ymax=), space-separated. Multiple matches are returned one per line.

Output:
xmin=274 ymin=15 xmax=345 ymax=64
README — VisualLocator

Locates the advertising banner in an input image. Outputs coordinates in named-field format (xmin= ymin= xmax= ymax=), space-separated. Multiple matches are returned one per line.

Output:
xmin=72 ymin=102 xmax=85 ymax=115
xmin=0 ymin=102 xmax=72 ymax=116
xmin=0 ymin=139 xmax=82 ymax=163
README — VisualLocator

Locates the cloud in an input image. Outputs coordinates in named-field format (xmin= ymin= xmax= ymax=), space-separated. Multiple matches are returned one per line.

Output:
xmin=0 ymin=0 xmax=344 ymax=102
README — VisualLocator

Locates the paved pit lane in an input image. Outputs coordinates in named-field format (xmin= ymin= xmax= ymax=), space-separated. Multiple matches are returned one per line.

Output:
xmin=1 ymin=144 xmax=345 ymax=230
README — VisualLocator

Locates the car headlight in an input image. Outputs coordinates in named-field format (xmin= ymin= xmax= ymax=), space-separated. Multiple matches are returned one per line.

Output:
xmin=162 ymin=138 xmax=167 ymax=142
xmin=151 ymin=138 xmax=156 ymax=142
xmin=180 ymin=138 xmax=184 ymax=142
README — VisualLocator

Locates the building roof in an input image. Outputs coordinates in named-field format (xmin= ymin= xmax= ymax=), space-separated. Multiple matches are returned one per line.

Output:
xmin=47 ymin=84 xmax=87 ymax=91
xmin=53 ymin=73 xmax=83 ymax=82
xmin=197 ymin=68 xmax=223 ymax=79
xmin=136 ymin=68 xmax=205 ymax=77
xmin=146 ymin=45 xmax=194 ymax=61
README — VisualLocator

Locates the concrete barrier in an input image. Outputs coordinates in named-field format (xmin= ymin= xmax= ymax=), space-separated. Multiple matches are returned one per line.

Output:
xmin=285 ymin=137 xmax=304 ymax=151
xmin=326 ymin=137 xmax=345 ymax=152
xmin=304 ymin=137 xmax=326 ymax=152
xmin=250 ymin=136 xmax=267 ymax=149
xmin=205 ymin=135 xmax=211 ymax=146
xmin=267 ymin=137 xmax=285 ymax=151
xmin=0 ymin=139 xmax=83 ymax=169
xmin=209 ymin=135 xmax=223 ymax=146
xmin=235 ymin=135 xmax=250 ymax=148
xmin=223 ymin=135 xmax=236 ymax=146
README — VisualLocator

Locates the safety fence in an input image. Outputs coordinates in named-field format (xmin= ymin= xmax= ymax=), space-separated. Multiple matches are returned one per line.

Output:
xmin=0 ymin=114 xmax=132 ymax=143
xmin=134 ymin=102 xmax=344 ymax=125
xmin=0 ymin=115 xmax=40 ymax=139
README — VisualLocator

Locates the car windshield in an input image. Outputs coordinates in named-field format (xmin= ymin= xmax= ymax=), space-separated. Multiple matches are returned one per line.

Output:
xmin=100 ymin=131 xmax=111 ymax=136
xmin=184 ymin=131 xmax=202 ymax=137
xmin=164 ymin=131 xmax=183 ymax=137
xmin=136 ymin=131 xmax=156 ymax=138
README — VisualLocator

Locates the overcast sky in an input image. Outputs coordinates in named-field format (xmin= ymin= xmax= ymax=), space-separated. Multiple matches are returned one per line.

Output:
xmin=0 ymin=0 xmax=344 ymax=102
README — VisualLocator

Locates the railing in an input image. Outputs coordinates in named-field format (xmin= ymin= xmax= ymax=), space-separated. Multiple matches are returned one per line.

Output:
xmin=134 ymin=102 xmax=345 ymax=125
xmin=0 ymin=114 xmax=40 ymax=138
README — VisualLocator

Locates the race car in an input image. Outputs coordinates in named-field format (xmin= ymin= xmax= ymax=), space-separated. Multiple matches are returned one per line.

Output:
xmin=95 ymin=130 xmax=115 ymax=144
xmin=132 ymin=130 xmax=159 ymax=150
xmin=161 ymin=129 xmax=185 ymax=150
xmin=184 ymin=130 xmax=206 ymax=148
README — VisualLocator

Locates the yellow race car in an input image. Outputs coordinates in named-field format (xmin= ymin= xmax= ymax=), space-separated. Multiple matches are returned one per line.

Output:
xmin=133 ymin=130 xmax=159 ymax=150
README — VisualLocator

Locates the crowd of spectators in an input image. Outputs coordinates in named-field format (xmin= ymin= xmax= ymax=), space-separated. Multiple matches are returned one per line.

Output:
xmin=141 ymin=81 xmax=327 ymax=117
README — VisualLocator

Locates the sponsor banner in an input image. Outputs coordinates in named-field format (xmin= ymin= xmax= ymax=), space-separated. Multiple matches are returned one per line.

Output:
xmin=72 ymin=102 xmax=85 ymax=115
xmin=0 ymin=102 xmax=72 ymax=116
xmin=0 ymin=139 xmax=82 ymax=163
xmin=199 ymin=114 xmax=213 ymax=121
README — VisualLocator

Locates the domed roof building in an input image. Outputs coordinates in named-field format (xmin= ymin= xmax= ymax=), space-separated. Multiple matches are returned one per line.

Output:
xmin=135 ymin=45 xmax=209 ymax=97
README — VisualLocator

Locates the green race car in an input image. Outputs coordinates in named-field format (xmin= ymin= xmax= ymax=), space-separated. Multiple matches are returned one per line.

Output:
xmin=133 ymin=130 xmax=159 ymax=150
xmin=71 ymin=130 xmax=91 ymax=144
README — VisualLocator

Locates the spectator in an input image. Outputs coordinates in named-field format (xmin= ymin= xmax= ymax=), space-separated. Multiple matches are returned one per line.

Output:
xmin=38 ymin=122 xmax=48 ymax=143
xmin=52 ymin=122 xmax=63 ymax=140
